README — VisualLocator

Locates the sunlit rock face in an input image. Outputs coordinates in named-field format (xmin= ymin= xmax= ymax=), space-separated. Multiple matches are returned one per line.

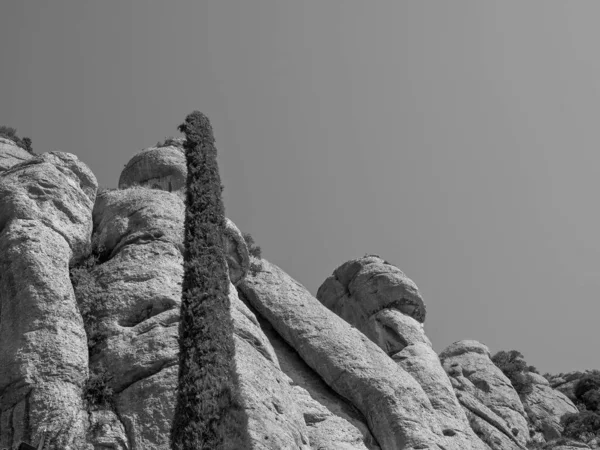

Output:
xmin=118 ymin=142 xmax=186 ymax=194
xmin=316 ymin=255 xmax=426 ymax=355
xmin=88 ymin=187 xmax=253 ymax=449
xmin=317 ymin=256 xmax=490 ymax=450
xmin=0 ymin=152 xmax=97 ymax=450
xmin=521 ymin=372 xmax=579 ymax=443
xmin=440 ymin=340 xmax=530 ymax=450
xmin=0 ymin=137 xmax=33 ymax=172
xmin=223 ymin=217 xmax=250 ymax=285
xmin=241 ymin=258 xmax=452 ymax=450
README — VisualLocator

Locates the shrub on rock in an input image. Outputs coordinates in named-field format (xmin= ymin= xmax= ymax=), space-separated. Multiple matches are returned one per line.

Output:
xmin=491 ymin=349 xmax=536 ymax=397
xmin=575 ymin=372 xmax=600 ymax=412
xmin=0 ymin=125 xmax=34 ymax=154
xmin=561 ymin=410 xmax=600 ymax=442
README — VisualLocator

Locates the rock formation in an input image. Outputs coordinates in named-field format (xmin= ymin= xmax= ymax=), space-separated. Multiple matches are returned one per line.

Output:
xmin=0 ymin=142 xmax=596 ymax=450
xmin=0 ymin=137 xmax=32 ymax=172
xmin=317 ymin=256 xmax=488 ymax=450
xmin=118 ymin=142 xmax=186 ymax=195
xmin=521 ymin=372 xmax=579 ymax=442
xmin=0 ymin=152 xmax=97 ymax=449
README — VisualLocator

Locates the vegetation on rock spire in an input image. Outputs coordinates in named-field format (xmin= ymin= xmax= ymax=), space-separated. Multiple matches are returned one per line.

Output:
xmin=170 ymin=111 xmax=250 ymax=450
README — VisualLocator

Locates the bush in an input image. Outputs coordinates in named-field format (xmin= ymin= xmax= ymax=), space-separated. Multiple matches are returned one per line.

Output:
xmin=491 ymin=349 xmax=536 ymax=396
xmin=170 ymin=112 xmax=250 ymax=449
xmin=242 ymin=232 xmax=263 ymax=276
xmin=83 ymin=363 xmax=114 ymax=409
xmin=69 ymin=236 xmax=107 ymax=353
xmin=575 ymin=372 xmax=600 ymax=412
xmin=242 ymin=232 xmax=262 ymax=259
xmin=0 ymin=125 xmax=34 ymax=154
xmin=561 ymin=410 xmax=600 ymax=441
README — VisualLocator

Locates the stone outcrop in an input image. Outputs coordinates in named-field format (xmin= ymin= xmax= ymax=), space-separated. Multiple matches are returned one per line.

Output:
xmin=440 ymin=340 xmax=530 ymax=449
xmin=239 ymin=258 xmax=451 ymax=450
xmin=547 ymin=371 xmax=600 ymax=404
xmin=317 ymin=256 xmax=489 ymax=450
xmin=316 ymin=255 xmax=426 ymax=356
xmin=0 ymin=152 xmax=97 ymax=449
xmin=118 ymin=144 xmax=186 ymax=194
xmin=224 ymin=217 xmax=250 ymax=285
xmin=0 ymin=143 xmax=596 ymax=449
xmin=238 ymin=280 xmax=380 ymax=450
xmin=88 ymin=187 xmax=253 ymax=449
xmin=521 ymin=372 xmax=579 ymax=442
xmin=0 ymin=137 xmax=33 ymax=172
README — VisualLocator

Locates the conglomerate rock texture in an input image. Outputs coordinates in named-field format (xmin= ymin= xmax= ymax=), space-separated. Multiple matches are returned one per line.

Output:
xmin=317 ymin=256 xmax=489 ymax=450
xmin=521 ymin=372 xmax=579 ymax=442
xmin=118 ymin=144 xmax=186 ymax=195
xmin=440 ymin=340 xmax=530 ymax=450
xmin=0 ymin=137 xmax=32 ymax=172
xmin=0 ymin=145 xmax=596 ymax=450
xmin=0 ymin=152 xmax=97 ymax=449
xmin=239 ymin=258 xmax=450 ymax=450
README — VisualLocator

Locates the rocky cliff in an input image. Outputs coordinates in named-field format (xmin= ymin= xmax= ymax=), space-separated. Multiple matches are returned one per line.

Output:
xmin=0 ymin=139 xmax=596 ymax=450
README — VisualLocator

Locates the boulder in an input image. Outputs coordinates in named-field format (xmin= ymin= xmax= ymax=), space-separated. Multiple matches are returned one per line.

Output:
xmin=440 ymin=340 xmax=529 ymax=449
xmin=91 ymin=187 xmax=336 ymax=449
xmin=239 ymin=285 xmax=380 ymax=449
xmin=231 ymin=287 xmax=311 ymax=449
xmin=86 ymin=410 xmax=128 ymax=449
xmin=0 ymin=152 xmax=97 ymax=449
xmin=0 ymin=137 xmax=33 ymax=172
xmin=393 ymin=343 xmax=490 ymax=449
xmin=88 ymin=188 xmax=186 ymax=448
xmin=318 ymin=257 xmax=487 ymax=449
xmin=118 ymin=145 xmax=186 ymax=194
xmin=239 ymin=258 xmax=450 ymax=450
xmin=521 ymin=372 xmax=579 ymax=442
xmin=223 ymin=217 xmax=250 ymax=285
xmin=316 ymin=255 xmax=426 ymax=357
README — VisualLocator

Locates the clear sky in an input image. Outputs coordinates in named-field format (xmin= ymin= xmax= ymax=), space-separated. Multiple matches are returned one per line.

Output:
xmin=2 ymin=1 xmax=599 ymax=375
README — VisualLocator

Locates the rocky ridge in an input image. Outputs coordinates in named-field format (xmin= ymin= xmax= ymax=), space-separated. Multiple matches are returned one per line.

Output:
xmin=0 ymin=142 xmax=596 ymax=450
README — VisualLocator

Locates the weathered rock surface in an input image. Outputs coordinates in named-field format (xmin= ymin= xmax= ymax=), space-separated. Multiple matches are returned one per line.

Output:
xmin=224 ymin=217 xmax=250 ymax=285
xmin=0 ymin=152 xmax=97 ymax=449
xmin=440 ymin=340 xmax=529 ymax=449
xmin=87 ymin=410 xmax=128 ymax=449
xmin=0 ymin=137 xmax=33 ymax=172
xmin=521 ymin=372 xmax=579 ymax=442
xmin=547 ymin=371 xmax=600 ymax=403
xmin=318 ymin=256 xmax=488 ymax=449
xmin=393 ymin=343 xmax=490 ymax=450
xmin=88 ymin=188 xmax=185 ymax=449
xmin=316 ymin=255 xmax=426 ymax=357
xmin=239 ymin=284 xmax=380 ymax=449
xmin=543 ymin=438 xmax=592 ymax=449
xmin=1 ymin=144 xmax=596 ymax=449
xmin=118 ymin=145 xmax=186 ymax=194
xmin=231 ymin=286 xmax=311 ymax=449
xmin=239 ymin=258 xmax=450 ymax=450
xmin=90 ymin=186 xmax=369 ymax=449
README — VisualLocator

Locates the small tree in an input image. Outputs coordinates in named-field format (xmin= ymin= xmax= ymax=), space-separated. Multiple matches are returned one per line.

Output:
xmin=491 ymin=350 xmax=535 ymax=396
xmin=242 ymin=232 xmax=262 ymax=259
xmin=575 ymin=372 xmax=600 ymax=412
xmin=561 ymin=411 xmax=600 ymax=441
xmin=0 ymin=125 xmax=34 ymax=154
xmin=170 ymin=112 xmax=250 ymax=449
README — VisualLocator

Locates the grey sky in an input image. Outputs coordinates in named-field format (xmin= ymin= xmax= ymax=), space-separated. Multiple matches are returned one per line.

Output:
xmin=2 ymin=1 xmax=598 ymax=374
